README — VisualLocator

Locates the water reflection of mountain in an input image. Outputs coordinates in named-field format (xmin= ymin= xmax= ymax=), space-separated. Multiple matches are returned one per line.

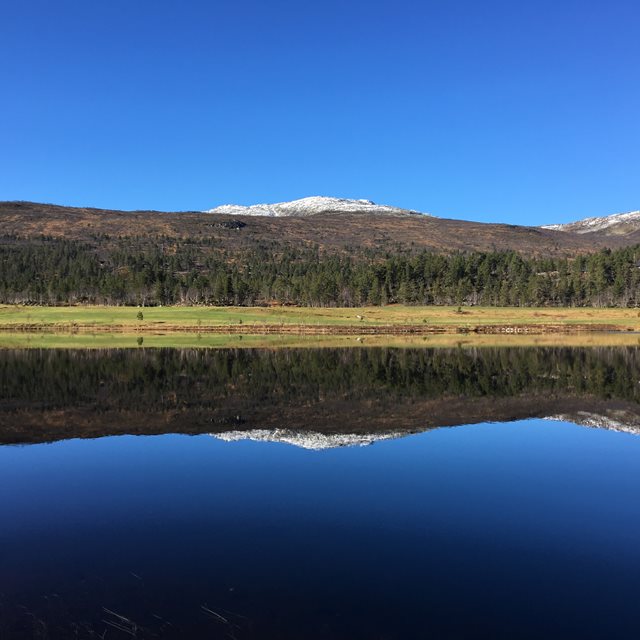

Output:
xmin=1 ymin=347 xmax=640 ymax=446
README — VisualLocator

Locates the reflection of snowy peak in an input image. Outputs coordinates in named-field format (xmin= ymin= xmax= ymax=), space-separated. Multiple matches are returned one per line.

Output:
xmin=542 ymin=210 xmax=640 ymax=235
xmin=210 ymin=428 xmax=409 ymax=450
xmin=205 ymin=196 xmax=425 ymax=218
xmin=212 ymin=414 xmax=640 ymax=450
xmin=544 ymin=413 xmax=640 ymax=436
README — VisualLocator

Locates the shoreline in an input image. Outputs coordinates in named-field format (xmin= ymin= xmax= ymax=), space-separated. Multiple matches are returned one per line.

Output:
xmin=0 ymin=321 xmax=636 ymax=335
xmin=2 ymin=332 xmax=640 ymax=350
xmin=2 ymin=305 xmax=640 ymax=340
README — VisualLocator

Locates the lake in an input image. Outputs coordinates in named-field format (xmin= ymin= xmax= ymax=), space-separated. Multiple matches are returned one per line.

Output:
xmin=1 ymin=346 xmax=640 ymax=639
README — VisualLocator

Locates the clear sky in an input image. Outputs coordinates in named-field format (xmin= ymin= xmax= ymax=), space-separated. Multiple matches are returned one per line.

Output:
xmin=1 ymin=0 xmax=638 ymax=225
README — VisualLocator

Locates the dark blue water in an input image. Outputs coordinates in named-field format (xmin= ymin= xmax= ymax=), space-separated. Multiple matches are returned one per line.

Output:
xmin=2 ymin=419 xmax=640 ymax=639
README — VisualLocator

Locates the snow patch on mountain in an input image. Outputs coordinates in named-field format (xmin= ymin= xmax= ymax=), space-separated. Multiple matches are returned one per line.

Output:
xmin=205 ymin=196 xmax=426 ymax=217
xmin=542 ymin=210 xmax=640 ymax=234
xmin=210 ymin=428 xmax=411 ymax=450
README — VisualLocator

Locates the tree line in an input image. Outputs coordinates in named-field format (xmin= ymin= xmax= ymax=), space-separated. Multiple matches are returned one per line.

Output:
xmin=2 ymin=235 xmax=640 ymax=307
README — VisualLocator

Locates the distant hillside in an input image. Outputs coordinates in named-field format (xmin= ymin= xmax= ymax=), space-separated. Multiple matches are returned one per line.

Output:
xmin=1 ymin=199 xmax=637 ymax=257
xmin=3 ymin=199 xmax=640 ymax=307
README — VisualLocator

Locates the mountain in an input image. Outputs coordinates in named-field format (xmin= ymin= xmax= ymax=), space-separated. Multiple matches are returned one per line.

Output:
xmin=2 ymin=199 xmax=636 ymax=257
xmin=205 ymin=196 xmax=424 ymax=217
xmin=541 ymin=210 xmax=640 ymax=236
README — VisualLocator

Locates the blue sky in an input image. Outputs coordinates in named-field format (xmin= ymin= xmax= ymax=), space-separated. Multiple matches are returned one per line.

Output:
xmin=0 ymin=0 xmax=638 ymax=225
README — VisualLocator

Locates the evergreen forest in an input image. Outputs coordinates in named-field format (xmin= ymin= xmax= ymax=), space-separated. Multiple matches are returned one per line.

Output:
xmin=2 ymin=235 xmax=640 ymax=307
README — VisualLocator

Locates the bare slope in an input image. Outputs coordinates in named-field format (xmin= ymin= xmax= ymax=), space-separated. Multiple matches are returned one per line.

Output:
xmin=1 ymin=200 xmax=635 ymax=256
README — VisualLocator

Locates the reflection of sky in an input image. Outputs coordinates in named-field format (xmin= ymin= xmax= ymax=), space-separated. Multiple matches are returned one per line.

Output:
xmin=2 ymin=420 xmax=640 ymax=637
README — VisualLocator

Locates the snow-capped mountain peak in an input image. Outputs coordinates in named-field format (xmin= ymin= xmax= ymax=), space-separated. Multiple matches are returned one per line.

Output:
xmin=204 ymin=196 xmax=426 ymax=217
xmin=542 ymin=210 xmax=640 ymax=234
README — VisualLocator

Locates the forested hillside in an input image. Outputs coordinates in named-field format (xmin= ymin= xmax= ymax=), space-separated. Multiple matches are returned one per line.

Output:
xmin=2 ymin=235 xmax=640 ymax=307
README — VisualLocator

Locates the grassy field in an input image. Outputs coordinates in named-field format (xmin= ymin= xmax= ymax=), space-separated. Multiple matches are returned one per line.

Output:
xmin=2 ymin=331 xmax=640 ymax=350
xmin=2 ymin=304 xmax=640 ymax=328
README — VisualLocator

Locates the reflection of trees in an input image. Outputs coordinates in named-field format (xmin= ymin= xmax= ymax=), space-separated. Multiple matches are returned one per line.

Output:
xmin=2 ymin=347 xmax=639 ymax=412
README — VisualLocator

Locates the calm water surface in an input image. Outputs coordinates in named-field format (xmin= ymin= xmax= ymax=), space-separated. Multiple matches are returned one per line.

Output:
xmin=1 ymin=347 xmax=640 ymax=639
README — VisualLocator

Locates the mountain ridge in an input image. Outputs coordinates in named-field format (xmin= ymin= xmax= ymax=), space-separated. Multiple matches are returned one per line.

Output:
xmin=1 ymin=199 xmax=639 ymax=257
xmin=205 ymin=197 xmax=640 ymax=237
